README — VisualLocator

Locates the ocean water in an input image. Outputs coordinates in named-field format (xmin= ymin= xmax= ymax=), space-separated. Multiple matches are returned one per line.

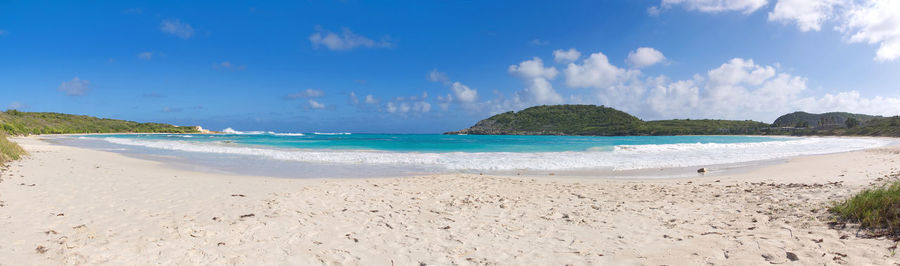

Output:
xmin=61 ymin=132 xmax=893 ymax=178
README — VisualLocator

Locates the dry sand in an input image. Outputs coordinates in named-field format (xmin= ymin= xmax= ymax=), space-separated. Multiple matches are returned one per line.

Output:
xmin=1 ymin=136 xmax=899 ymax=265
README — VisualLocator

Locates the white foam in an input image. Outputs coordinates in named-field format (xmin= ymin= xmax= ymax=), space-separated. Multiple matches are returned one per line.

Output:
xmin=271 ymin=133 xmax=305 ymax=136
xmin=313 ymin=132 xmax=352 ymax=135
xmin=221 ymin=128 xmax=266 ymax=135
xmin=221 ymin=128 xmax=304 ymax=136
xmin=97 ymin=137 xmax=892 ymax=171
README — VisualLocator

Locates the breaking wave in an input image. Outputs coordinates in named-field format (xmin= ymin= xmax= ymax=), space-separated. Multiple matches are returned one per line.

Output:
xmin=97 ymin=136 xmax=892 ymax=171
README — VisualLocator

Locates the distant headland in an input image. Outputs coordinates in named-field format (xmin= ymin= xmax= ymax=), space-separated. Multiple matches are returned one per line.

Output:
xmin=445 ymin=104 xmax=900 ymax=137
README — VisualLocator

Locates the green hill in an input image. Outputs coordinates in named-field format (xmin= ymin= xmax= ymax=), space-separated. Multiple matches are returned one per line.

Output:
xmin=828 ymin=116 xmax=900 ymax=136
xmin=446 ymin=105 xmax=900 ymax=137
xmin=0 ymin=110 xmax=200 ymax=135
xmin=0 ymin=110 xmax=201 ymax=164
xmin=772 ymin=111 xmax=881 ymax=128
xmin=445 ymin=105 xmax=643 ymax=135
xmin=445 ymin=105 xmax=769 ymax=136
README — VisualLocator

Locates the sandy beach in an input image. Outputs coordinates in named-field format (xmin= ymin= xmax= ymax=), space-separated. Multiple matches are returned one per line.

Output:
xmin=1 ymin=136 xmax=899 ymax=265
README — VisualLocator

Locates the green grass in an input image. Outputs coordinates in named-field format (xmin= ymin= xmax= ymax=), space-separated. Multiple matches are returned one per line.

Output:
xmin=0 ymin=109 xmax=199 ymax=135
xmin=831 ymin=181 xmax=900 ymax=233
xmin=0 ymin=132 xmax=26 ymax=164
xmin=0 ymin=109 xmax=200 ymax=164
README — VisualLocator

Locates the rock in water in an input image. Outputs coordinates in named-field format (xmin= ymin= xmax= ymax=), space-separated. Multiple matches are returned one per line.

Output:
xmin=697 ymin=168 xmax=709 ymax=174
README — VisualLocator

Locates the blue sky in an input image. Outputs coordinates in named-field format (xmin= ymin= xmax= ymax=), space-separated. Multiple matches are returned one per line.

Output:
xmin=2 ymin=0 xmax=899 ymax=133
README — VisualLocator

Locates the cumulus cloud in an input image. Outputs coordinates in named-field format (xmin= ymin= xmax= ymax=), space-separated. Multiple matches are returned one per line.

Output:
xmin=427 ymin=69 xmax=481 ymax=110
xmin=553 ymin=48 xmax=581 ymax=64
xmin=450 ymin=82 xmax=478 ymax=103
xmin=669 ymin=0 xmax=899 ymax=61
xmin=428 ymin=69 xmax=450 ymax=84
xmin=564 ymin=50 xmax=636 ymax=89
xmin=508 ymin=57 xmax=563 ymax=104
xmin=160 ymin=19 xmax=195 ymax=39
xmin=309 ymin=27 xmax=392 ymax=51
xmin=386 ymin=99 xmax=431 ymax=114
xmin=795 ymin=91 xmax=900 ymax=116
xmin=57 ymin=77 xmax=90 ymax=96
xmin=631 ymin=57 xmax=900 ymax=121
xmin=839 ymin=0 xmax=900 ymax=61
xmin=308 ymin=99 xmax=325 ymax=109
xmin=212 ymin=61 xmax=246 ymax=71
xmin=138 ymin=52 xmax=153 ymax=60
xmin=365 ymin=94 xmax=378 ymax=104
xmin=768 ymin=0 xmax=841 ymax=31
xmin=287 ymin=89 xmax=324 ymax=99
xmin=659 ymin=0 xmax=769 ymax=14
xmin=478 ymin=47 xmax=899 ymax=121
xmin=626 ymin=47 xmax=666 ymax=68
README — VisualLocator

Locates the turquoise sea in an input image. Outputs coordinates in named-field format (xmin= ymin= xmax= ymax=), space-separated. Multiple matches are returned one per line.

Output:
xmin=91 ymin=133 xmax=788 ymax=152
xmin=62 ymin=132 xmax=892 ymax=178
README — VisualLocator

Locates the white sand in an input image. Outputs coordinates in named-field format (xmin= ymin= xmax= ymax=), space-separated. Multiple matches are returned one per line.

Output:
xmin=1 ymin=136 xmax=899 ymax=265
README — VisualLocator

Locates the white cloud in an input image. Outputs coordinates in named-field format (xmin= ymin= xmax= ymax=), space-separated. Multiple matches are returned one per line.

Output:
xmin=138 ymin=52 xmax=153 ymax=60
xmin=768 ymin=0 xmax=842 ymax=31
xmin=212 ymin=61 xmax=246 ymax=71
xmin=428 ymin=69 xmax=450 ymax=84
xmin=450 ymin=82 xmax=478 ymax=103
xmin=645 ymin=77 xmax=702 ymax=116
xmin=508 ymin=57 xmax=563 ymax=104
xmin=365 ymin=94 xmax=378 ymax=104
xmin=288 ymin=89 xmax=324 ymax=99
xmin=839 ymin=0 xmax=900 ymax=61
xmin=586 ymin=56 xmax=900 ymax=121
xmin=626 ymin=47 xmax=666 ymax=68
xmin=386 ymin=100 xmax=430 ymax=114
xmin=795 ymin=91 xmax=900 ymax=116
xmin=509 ymin=57 xmax=559 ymax=79
xmin=635 ymin=57 xmax=894 ymax=121
xmin=564 ymin=51 xmax=635 ymax=89
xmin=160 ymin=19 xmax=195 ymax=39
xmin=6 ymin=101 xmax=25 ymax=110
xmin=648 ymin=6 xmax=662 ymax=16
xmin=349 ymin=92 xmax=360 ymax=105
xmin=414 ymin=101 xmax=432 ymax=113
xmin=707 ymin=58 xmax=775 ymax=88
xmin=531 ymin=39 xmax=550 ymax=46
xmin=309 ymin=27 xmax=392 ymax=51
xmin=659 ymin=0 xmax=899 ymax=61
xmin=660 ymin=0 xmax=769 ymax=14
xmin=553 ymin=48 xmax=581 ymax=64
xmin=308 ymin=99 xmax=325 ymax=109
xmin=57 ymin=77 xmax=90 ymax=96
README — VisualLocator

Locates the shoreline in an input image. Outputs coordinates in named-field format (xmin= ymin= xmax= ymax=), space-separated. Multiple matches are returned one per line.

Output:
xmin=43 ymin=134 xmax=897 ymax=181
xmin=1 ymin=137 xmax=899 ymax=264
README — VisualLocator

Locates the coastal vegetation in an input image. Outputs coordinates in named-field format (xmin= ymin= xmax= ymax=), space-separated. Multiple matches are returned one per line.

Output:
xmin=772 ymin=111 xmax=880 ymax=129
xmin=446 ymin=104 xmax=900 ymax=137
xmin=0 ymin=131 xmax=26 ymax=164
xmin=0 ymin=109 xmax=199 ymax=164
xmin=831 ymin=181 xmax=900 ymax=234
xmin=0 ymin=110 xmax=199 ymax=135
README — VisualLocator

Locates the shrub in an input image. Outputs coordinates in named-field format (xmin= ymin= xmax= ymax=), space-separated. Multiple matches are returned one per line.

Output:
xmin=831 ymin=182 xmax=900 ymax=233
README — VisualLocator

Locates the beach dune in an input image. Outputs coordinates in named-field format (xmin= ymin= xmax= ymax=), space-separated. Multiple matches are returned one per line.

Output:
xmin=1 ymin=136 xmax=899 ymax=265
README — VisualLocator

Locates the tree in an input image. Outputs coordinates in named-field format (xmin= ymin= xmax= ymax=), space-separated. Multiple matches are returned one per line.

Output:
xmin=845 ymin=118 xmax=860 ymax=128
